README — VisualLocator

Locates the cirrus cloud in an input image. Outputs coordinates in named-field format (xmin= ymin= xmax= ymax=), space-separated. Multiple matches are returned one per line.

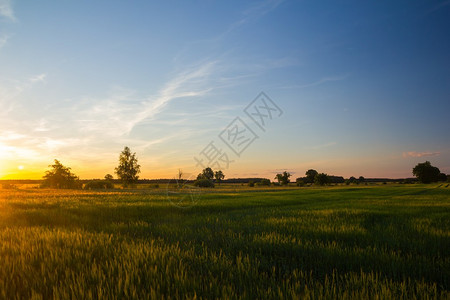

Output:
xmin=402 ymin=151 xmax=441 ymax=158
xmin=0 ymin=0 xmax=15 ymax=21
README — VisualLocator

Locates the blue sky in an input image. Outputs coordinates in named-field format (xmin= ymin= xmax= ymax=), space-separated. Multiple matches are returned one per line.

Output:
xmin=0 ymin=0 xmax=449 ymax=179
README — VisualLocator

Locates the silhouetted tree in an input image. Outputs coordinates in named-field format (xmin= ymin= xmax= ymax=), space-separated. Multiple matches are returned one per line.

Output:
xmin=358 ymin=176 xmax=365 ymax=183
xmin=296 ymin=178 xmax=307 ymax=186
xmin=214 ymin=170 xmax=225 ymax=185
xmin=84 ymin=180 xmax=113 ymax=190
xmin=314 ymin=173 xmax=330 ymax=186
xmin=115 ymin=146 xmax=141 ymax=187
xmin=176 ymin=169 xmax=185 ymax=188
xmin=197 ymin=167 xmax=214 ymax=180
xmin=275 ymin=171 xmax=291 ymax=185
xmin=177 ymin=169 xmax=184 ymax=181
xmin=104 ymin=174 xmax=113 ymax=181
xmin=305 ymin=169 xmax=318 ymax=183
xmin=438 ymin=173 xmax=447 ymax=182
xmin=259 ymin=179 xmax=271 ymax=186
xmin=195 ymin=167 xmax=215 ymax=187
xmin=274 ymin=174 xmax=282 ymax=184
xmin=328 ymin=176 xmax=345 ymax=184
xmin=41 ymin=159 xmax=81 ymax=189
xmin=194 ymin=179 xmax=215 ymax=188
xmin=412 ymin=161 xmax=440 ymax=184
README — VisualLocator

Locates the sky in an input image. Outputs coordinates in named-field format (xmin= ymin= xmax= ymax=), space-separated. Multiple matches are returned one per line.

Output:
xmin=0 ymin=0 xmax=449 ymax=180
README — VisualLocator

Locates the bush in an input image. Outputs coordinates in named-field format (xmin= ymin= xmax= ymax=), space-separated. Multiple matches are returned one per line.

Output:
xmin=194 ymin=179 xmax=215 ymax=188
xmin=259 ymin=179 xmax=271 ymax=186
xmin=153 ymin=184 xmax=159 ymax=188
xmin=314 ymin=173 xmax=330 ymax=186
xmin=296 ymin=178 xmax=305 ymax=187
xmin=248 ymin=181 xmax=255 ymax=187
xmin=84 ymin=180 xmax=114 ymax=190
xmin=41 ymin=180 xmax=82 ymax=189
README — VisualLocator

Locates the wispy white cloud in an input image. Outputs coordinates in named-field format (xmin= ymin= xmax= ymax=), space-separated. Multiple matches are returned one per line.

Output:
xmin=0 ymin=34 xmax=9 ymax=50
xmin=0 ymin=141 xmax=40 ymax=160
xmin=120 ymin=130 xmax=197 ymax=153
xmin=0 ymin=131 xmax=28 ymax=141
xmin=237 ymin=56 xmax=301 ymax=75
xmin=227 ymin=0 xmax=285 ymax=34
xmin=282 ymin=74 xmax=349 ymax=89
xmin=134 ymin=61 xmax=216 ymax=127
xmin=0 ymin=1 xmax=290 ymax=178
xmin=0 ymin=127 xmax=96 ymax=163
xmin=0 ymin=73 xmax=47 ymax=119
xmin=0 ymin=131 xmax=86 ymax=162
xmin=30 ymin=73 xmax=47 ymax=83
xmin=173 ymin=0 xmax=285 ymax=64
xmin=402 ymin=151 xmax=441 ymax=158
xmin=0 ymin=59 xmax=223 ymax=176
xmin=77 ymin=60 xmax=217 ymax=137
xmin=0 ymin=0 xmax=16 ymax=21
xmin=34 ymin=119 xmax=52 ymax=132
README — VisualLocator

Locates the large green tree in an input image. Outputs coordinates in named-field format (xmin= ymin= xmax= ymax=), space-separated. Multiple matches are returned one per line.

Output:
xmin=314 ymin=173 xmax=330 ymax=186
xmin=115 ymin=146 xmax=141 ymax=187
xmin=214 ymin=170 xmax=225 ymax=185
xmin=305 ymin=169 xmax=318 ymax=183
xmin=41 ymin=160 xmax=81 ymax=189
xmin=412 ymin=161 xmax=440 ymax=183
xmin=274 ymin=171 xmax=291 ymax=185
xmin=197 ymin=167 xmax=214 ymax=180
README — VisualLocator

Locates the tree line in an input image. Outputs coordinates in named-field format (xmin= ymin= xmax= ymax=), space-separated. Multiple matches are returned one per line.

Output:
xmin=39 ymin=146 xmax=449 ymax=189
xmin=41 ymin=146 xmax=140 ymax=189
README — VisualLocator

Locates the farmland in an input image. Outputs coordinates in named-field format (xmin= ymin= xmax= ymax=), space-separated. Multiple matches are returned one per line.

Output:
xmin=0 ymin=184 xmax=449 ymax=299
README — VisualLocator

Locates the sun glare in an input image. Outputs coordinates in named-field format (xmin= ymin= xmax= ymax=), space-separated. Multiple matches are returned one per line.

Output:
xmin=18 ymin=165 xmax=25 ymax=170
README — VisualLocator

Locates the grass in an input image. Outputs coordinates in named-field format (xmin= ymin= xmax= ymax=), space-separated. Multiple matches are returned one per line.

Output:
xmin=0 ymin=184 xmax=448 ymax=299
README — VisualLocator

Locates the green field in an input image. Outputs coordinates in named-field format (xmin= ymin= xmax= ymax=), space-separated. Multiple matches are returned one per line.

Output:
xmin=0 ymin=184 xmax=449 ymax=299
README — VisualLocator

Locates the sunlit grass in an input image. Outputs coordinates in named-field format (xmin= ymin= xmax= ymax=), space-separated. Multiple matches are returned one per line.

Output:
xmin=0 ymin=185 xmax=448 ymax=298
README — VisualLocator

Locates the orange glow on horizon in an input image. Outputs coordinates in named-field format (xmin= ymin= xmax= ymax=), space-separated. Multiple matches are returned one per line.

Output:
xmin=0 ymin=160 xmax=417 ymax=181
xmin=0 ymin=145 xmax=422 ymax=180
xmin=0 ymin=168 xmax=43 ymax=180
